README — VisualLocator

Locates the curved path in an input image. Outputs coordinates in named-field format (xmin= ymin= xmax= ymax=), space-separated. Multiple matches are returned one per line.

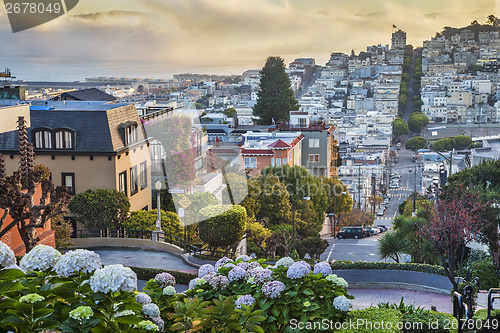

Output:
xmin=91 ymin=247 xmax=196 ymax=272
xmin=87 ymin=247 xmax=455 ymax=312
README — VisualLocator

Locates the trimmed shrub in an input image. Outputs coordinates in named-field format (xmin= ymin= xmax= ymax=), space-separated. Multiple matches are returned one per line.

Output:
xmin=338 ymin=308 xmax=402 ymax=332
xmin=198 ymin=205 xmax=247 ymax=249
xmin=122 ymin=209 xmax=183 ymax=238
xmin=330 ymin=260 xmax=446 ymax=276
xmin=473 ymin=309 xmax=500 ymax=332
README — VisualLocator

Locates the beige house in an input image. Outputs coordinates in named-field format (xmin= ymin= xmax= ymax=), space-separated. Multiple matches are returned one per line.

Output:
xmin=0 ymin=101 xmax=151 ymax=213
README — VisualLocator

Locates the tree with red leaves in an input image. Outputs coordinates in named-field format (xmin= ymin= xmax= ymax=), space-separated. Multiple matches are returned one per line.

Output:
xmin=0 ymin=117 xmax=71 ymax=253
xmin=420 ymin=185 xmax=487 ymax=291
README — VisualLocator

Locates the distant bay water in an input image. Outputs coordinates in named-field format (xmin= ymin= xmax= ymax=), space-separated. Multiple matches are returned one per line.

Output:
xmin=3 ymin=58 xmax=251 ymax=82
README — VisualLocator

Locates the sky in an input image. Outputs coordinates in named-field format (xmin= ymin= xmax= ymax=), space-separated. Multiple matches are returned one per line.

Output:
xmin=0 ymin=0 xmax=498 ymax=80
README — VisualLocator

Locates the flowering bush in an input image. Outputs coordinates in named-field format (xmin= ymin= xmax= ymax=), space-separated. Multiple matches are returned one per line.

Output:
xmin=313 ymin=261 xmax=332 ymax=276
xmin=19 ymin=244 xmax=61 ymax=272
xmin=198 ymin=264 xmax=216 ymax=278
xmin=54 ymin=249 xmax=102 ymax=277
xmin=0 ymin=241 xmax=16 ymax=268
xmin=182 ymin=257 xmax=352 ymax=332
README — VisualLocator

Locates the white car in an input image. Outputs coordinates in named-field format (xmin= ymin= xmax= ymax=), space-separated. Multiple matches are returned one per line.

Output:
xmin=377 ymin=209 xmax=384 ymax=216
xmin=389 ymin=183 xmax=399 ymax=189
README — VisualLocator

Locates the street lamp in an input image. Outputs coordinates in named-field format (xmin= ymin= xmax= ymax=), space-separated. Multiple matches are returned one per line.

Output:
xmin=154 ymin=181 xmax=163 ymax=241
xmin=292 ymin=196 xmax=310 ymax=242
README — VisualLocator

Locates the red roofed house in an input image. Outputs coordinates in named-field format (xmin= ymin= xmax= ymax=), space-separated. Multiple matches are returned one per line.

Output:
xmin=239 ymin=132 xmax=304 ymax=176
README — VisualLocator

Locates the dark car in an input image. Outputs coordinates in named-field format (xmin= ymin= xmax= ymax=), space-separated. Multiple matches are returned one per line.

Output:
xmin=337 ymin=227 xmax=365 ymax=239
xmin=362 ymin=227 xmax=372 ymax=237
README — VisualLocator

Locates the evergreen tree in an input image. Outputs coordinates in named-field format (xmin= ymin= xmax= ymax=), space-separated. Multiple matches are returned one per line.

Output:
xmin=253 ymin=56 xmax=299 ymax=124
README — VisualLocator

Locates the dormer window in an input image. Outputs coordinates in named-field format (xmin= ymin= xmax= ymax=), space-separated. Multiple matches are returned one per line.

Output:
xmin=126 ymin=123 xmax=138 ymax=146
xmin=33 ymin=128 xmax=52 ymax=149
xmin=54 ymin=129 xmax=74 ymax=149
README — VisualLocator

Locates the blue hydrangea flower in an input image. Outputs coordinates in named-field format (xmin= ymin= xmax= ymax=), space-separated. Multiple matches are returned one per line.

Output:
xmin=287 ymin=262 xmax=310 ymax=279
xmin=215 ymin=257 xmax=232 ymax=269
xmin=261 ymin=280 xmax=285 ymax=298
xmin=198 ymin=264 xmax=216 ymax=278
xmin=228 ymin=266 xmax=247 ymax=281
xmin=313 ymin=262 xmax=332 ymax=276
xmin=275 ymin=257 xmax=294 ymax=268
xmin=235 ymin=294 xmax=255 ymax=308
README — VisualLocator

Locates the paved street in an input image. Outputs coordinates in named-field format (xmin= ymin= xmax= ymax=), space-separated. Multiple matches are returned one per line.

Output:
xmin=321 ymin=145 xmax=421 ymax=262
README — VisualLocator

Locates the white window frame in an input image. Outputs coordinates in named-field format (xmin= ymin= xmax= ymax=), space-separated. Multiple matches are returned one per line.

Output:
xmin=244 ymin=157 xmax=257 ymax=169
xmin=309 ymin=138 xmax=320 ymax=148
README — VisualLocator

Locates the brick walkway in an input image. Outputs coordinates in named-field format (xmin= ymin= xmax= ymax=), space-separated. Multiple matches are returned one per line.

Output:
xmin=349 ymin=288 xmax=453 ymax=313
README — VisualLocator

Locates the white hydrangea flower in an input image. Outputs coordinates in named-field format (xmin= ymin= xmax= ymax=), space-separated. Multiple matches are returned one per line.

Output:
xmin=89 ymin=264 xmax=137 ymax=293
xmin=326 ymin=274 xmax=348 ymax=289
xmin=0 ymin=241 xmax=16 ymax=268
xmin=19 ymin=293 xmax=44 ymax=303
xmin=162 ymin=286 xmax=176 ymax=296
xmin=142 ymin=303 xmax=160 ymax=318
xmin=215 ymin=257 xmax=232 ymax=269
xmin=54 ymin=249 xmax=102 ymax=277
xmin=228 ymin=266 xmax=247 ymax=281
xmin=332 ymin=295 xmax=351 ymax=312
xmin=188 ymin=278 xmax=206 ymax=290
xmin=235 ymin=254 xmax=251 ymax=262
xmin=69 ymin=306 xmax=94 ymax=321
xmin=20 ymin=245 xmax=61 ymax=272
xmin=136 ymin=292 xmax=152 ymax=305
xmin=276 ymin=257 xmax=294 ymax=268
xmin=136 ymin=320 xmax=158 ymax=331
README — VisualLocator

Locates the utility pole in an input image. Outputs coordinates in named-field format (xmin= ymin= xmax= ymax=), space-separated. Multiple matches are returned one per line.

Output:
xmin=413 ymin=164 xmax=417 ymax=212
xmin=371 ymin=173 xmax=376 ymax=214
xmin=357 ymin=165 xmax=361 ymax=209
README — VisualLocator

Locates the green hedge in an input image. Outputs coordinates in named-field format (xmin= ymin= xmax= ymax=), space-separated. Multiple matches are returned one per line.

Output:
xmin=128 ymin=266 xmax=196 ymax=285
xmin=473 ymin=309 xmax=500 ymax=333
xmin=331 ymin=261 xmax=446 ymax=276
xmin=401 ymin=311 xmax=457 ymax=333
xmin=338 ymin=308 xmax=402 ymax=332
xmin=198 ymin=205 xmax=247 ymax=248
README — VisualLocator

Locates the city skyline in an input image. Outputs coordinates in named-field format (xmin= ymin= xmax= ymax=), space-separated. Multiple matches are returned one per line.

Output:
xmin=0 ymin=0 xmax=497 ymax=80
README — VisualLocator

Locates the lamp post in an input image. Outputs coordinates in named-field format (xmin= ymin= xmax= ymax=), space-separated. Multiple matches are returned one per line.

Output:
xmin=292 ymin=196 xmax=310 ymax=243
xmin=328 ymin=190 xmax=347 ymax=238
xmin=153 ymin=181 xmax=163 ymax=241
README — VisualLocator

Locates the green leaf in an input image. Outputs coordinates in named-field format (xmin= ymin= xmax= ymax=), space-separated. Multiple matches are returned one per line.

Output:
xmin=114 ymin=314 xmax=139 ymax=325
xmin=0 ymin=269 xmax=25 ymax=281
xmin=0 ymin=281 xmax=25 ymax=293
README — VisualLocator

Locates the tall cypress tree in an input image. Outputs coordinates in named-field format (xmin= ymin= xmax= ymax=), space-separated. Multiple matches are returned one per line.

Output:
xmin=253 ymin=56 xmax=299 ymax=125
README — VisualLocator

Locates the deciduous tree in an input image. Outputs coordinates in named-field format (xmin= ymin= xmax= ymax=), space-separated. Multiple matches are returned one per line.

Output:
xmin=420 ymin=186 xmax=487 ymax=291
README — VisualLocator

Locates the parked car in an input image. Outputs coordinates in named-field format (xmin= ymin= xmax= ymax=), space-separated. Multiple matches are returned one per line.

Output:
xmin=370 ymin=227 xmax=380 ymax=234
xmin=377 ymin=209 xmax=384 ymax=216
xmin=389 ymin=183 xmax=399 ymax=188
xmin=362 ymin=227 xmax=372 ymax=237
xmin=377 ymin=225 xmax=388 ymax=232
xmin=337 ymin=227 xmax=365 ymax=239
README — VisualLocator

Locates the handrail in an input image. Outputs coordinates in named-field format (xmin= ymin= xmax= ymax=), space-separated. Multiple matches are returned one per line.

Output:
xmin=487 ymin=288 xmax=500 ymax=321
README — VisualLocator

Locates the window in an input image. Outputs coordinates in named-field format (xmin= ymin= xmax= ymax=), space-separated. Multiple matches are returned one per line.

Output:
xmin=61 ymin=173 xmax=75 ymax=195
xmin=276 ymin=158 xmax=281 ymax=166
xmin=282 ymin=158 xmax=287 ymax=165
xmin=125 ymin=123 xmax=138 ymax=146
xmin=244 ymin=157 xmax=257 ymax=169
xmin=54 ymin=130 xmax=74 ymax=149
xmin=309 ymin=154 xmax=320 ymax=162
xmin=34 ymin=129 xmax=52 ymax=149
xmin=130 ymin=166 xmax=138 ymax=195
xmin=119 ymin=171 xmax=127 ymax=194
xmin=140 ymin=161 xmax=147 ymax=190
xmin=271 ymin=158 xmax=275 ymax=166
xmin=309 ymin=138 xmax=320 ymax=148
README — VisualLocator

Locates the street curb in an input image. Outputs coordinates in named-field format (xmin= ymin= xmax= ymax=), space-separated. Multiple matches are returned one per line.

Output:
xmin=348 ymin=282 xmax=450 ymax=295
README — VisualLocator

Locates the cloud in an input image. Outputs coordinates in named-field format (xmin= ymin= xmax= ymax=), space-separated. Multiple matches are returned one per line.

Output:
xmin=0 ymin=0 xmax=496 ymax=78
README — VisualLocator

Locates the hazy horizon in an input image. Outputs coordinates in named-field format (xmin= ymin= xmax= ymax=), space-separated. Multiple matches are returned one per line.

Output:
xmin=0 ymin=0 xmax=497 ymax=81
